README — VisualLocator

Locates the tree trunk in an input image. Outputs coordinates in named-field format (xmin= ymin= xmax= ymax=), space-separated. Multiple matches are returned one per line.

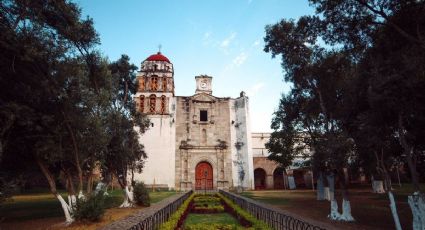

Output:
xmin=86 ymin=173 xmax=93 ymax=194
xmin=36 ymin=156 xmax=74 ymax=224
xmin=328 ymin=199 xmax=341 ymax=220
xmin=119 ymin=185 xmax=134 ymax=208
xmin=326 ymin=173 xmax=335 ymax=201
xmin=388 ymin=191 xmax=403 ymax=230
xmin=398 ymin=114 xmax=420 ymax=192
xmin=63 ymin=115 xmax=84 ymax=194
xmin=317 ymin=172 xmax=325 ymax=200
xmin=339 ymin=170 xmax=355 ymax=222
xmin=408 ymin=193 xmax=425 ymax=230
xmin=374 ymin=149 xmax=402 ymax=230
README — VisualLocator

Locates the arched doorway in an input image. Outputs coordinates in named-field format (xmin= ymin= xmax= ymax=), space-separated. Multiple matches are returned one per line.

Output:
xmin=254 ymin=168 xmax=266 ymax=190
xmin=195 ymin=162 xmax=213 ymax=190
xmin=273 ymin=167 xmax=285 ymax=189
xmin=293 ymin=169 xmax=306 ymax=188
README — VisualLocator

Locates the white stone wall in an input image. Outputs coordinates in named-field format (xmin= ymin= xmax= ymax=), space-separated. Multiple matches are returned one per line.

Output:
xmin=133 ymin=97 xmax=176 ymax=189
xmin=230 ymin=95 xmax=254 ymax=189
xmin=251 ymin=133 xmax=271 ymax=157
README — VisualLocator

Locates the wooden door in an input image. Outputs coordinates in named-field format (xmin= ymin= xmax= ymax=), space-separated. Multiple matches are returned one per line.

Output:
xmin=195 ymin=162 xmax=213 ymax=190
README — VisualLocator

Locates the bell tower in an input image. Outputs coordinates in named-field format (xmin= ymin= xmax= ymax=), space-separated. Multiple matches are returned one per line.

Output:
xmin=136 ymin=52 xmax=174 ymax=114
xmin=134 ymin=51 xmax=176 ymax=190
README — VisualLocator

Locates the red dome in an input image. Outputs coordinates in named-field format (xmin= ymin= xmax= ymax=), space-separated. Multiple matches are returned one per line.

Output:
xmin=146 ymin=52 xmax=170 ymax=63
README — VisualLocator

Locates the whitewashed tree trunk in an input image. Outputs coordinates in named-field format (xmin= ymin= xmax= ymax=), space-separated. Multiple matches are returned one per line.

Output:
xmin=408 ymin=192 xmax=425 ymax=230
xmin=326 ymin=174 xmax=335 ymax=200
xmin=317 ymin=174 xmax=325 ymax=200
xmin=324 ymin=187 xmax=330 ymax=201
xmin=56 ymin=194 xmax=74 ymax=224
xmin=387 ymin=191 xmax=402 ymax=230
xmin=77 ymin=190 xmax=85 ymax=200
xmin=288 ymin=176 xmax=296 ymax=189
xmin=328 ymin=199 xmax=341 ymax=220
xmin=120 ymin=185 xmax=134 ymax=208
xmin=372 ymin=180 xmax=385 ymax=193
xmin=340 ymin=199 xmax=355 ymax=221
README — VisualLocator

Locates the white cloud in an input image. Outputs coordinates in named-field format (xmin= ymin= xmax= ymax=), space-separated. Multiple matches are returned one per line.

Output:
xmin=247 ymin=82 xmax=265 ymax=97
xmin=253 ymin=39 xmax=261 ymax=47
xmin=220 ymin=32 xmax=237 ymax=49
xmin=232 ymin=52 xmax=248 ymax=67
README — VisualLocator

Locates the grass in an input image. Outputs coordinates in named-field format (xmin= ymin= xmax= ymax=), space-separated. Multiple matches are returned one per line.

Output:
xmin=183 ymin=213 xmax=241 ymax=227
xmin=0 ymin=189 xmax=176 ymax=223
xmin=240 ymin=190 xmax=293 ymax=206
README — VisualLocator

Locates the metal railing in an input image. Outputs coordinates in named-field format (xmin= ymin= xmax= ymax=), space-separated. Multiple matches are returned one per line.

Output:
xmin=219 ymin=190 xmax=327 ymax=230
xmin=102 ymin=190 xmax=193 ymax=230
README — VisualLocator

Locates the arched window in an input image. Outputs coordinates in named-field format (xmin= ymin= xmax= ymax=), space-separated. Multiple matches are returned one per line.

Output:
xmin=139 ymin=77 xmax=145 ymax=91
xmin=139 ymin=95 xmax=145 ymax=112
xmin=160 ymin=95 xmax=166 ymax=114
xmin=151 ymin=77 xmax=158 ymax=91
xmin=149 ymin=94 xmax=156 ymax=113
xmin=162 ymin=78 xmax=167 ymax=91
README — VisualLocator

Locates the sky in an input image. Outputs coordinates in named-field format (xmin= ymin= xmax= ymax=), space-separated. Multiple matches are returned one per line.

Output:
xmin=77 ymin=0 xmax=314 ymax=132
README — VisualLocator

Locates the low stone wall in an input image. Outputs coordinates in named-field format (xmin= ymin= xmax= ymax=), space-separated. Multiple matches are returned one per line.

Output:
xmin=101 ymin=191 xmax=192 ymax=230
xmin=219 ymin=190 xmax=331 ymax=230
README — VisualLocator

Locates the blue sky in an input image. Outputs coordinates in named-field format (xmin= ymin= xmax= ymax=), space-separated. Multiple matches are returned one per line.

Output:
xmin=77 ymin=0 xmax=314 ymax=132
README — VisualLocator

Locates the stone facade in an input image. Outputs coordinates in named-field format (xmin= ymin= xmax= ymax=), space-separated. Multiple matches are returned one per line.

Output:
xmin=133 ymin=53 xmax=254 ymax=191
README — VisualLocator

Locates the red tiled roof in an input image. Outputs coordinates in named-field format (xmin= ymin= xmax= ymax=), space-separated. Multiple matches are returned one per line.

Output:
xmin=146 ymin=52 xmax=170 ymax=63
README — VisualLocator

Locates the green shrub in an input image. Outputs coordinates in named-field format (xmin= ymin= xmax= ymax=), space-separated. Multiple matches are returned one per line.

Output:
xmin=73 ymin=192 xmax=106 ymax=222
xmin=133 ymin=182 xmax=150 ymax=207
xmin=185 ymin=223 xmax=243 ymax=230
xmin=159 ymin=193 xmax=195 ymax=230
xmin=217 ymin=193 xmax=272 ymax=230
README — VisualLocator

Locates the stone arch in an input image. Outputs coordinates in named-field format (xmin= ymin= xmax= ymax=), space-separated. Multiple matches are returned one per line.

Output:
xmin=254 ymin=168 xmax=267 ymax=190
xmin=189 ymin=156 xmax=217 ymax=190
xmin=149 ymin=94 xmax=156 ymax=113
xmin=195 ymin=161 xmax=213 ymax=190
xmin=273 ymin=167 xmax=285 ymax=189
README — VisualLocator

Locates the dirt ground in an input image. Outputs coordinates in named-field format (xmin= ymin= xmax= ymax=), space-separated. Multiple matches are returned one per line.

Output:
xmin=242 ymin=186 xmax=413 ymax=230
xmin=0 ymin=206 xmax=144 ymax=230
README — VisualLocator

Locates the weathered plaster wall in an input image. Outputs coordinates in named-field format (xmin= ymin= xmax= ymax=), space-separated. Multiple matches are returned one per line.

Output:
xmin=174 ymin=94 xmax=233 ymax=191
xmin=133 ymin=97 xmax=176 ymax=189
xmin=230 ymin=95 xmax=254 ymax=189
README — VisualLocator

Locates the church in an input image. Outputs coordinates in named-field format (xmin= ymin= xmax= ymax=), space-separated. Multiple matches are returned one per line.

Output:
xmin=133 ymin=52 xmax=311 ymax=191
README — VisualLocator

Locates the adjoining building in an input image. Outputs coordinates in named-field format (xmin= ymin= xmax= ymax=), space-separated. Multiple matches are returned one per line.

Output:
xmin=132 ymin=52 xmax=313 ymax=191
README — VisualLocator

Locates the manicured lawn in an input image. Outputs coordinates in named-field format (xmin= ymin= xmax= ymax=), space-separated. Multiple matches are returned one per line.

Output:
xmin=0 ymin=189 xmax=176 ymax=230
xmin=183 ymin=213 xmax=241 ymax=227
xmin=240 ymin=184 xmax=424 ymax=230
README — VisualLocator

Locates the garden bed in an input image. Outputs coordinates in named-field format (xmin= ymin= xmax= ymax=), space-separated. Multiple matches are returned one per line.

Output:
xmin=159 ymin=193 xmax=271 ymax=230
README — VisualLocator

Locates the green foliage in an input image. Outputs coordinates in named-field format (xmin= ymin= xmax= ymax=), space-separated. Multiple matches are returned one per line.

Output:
xmin=217 ymin=193 xmax=272 ymax=230
xmin=159 ymin=193 xmax=195 ymax=230
xmin=133 ymin=182 xmax=150 ymax=207
xmin=185 ymin=223 xmax=243 ymax=230
xmin=73 ymin=193 xmax=106 ymax=222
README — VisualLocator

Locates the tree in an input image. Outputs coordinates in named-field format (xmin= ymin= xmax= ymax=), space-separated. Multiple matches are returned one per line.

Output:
xmin=264 ymin=1 xmax=425 ymax=228
xmin=264 ymin=17 xmax=357 ymax=221
xmin=0 ymin=0 xmax=125 ymax=223
xmin=103 ymin=55 xmax=149 ymax=207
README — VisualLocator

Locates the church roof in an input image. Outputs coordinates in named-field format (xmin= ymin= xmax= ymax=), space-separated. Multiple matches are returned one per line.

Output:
xmin=145 ymin=52 xmax=170 ymax=63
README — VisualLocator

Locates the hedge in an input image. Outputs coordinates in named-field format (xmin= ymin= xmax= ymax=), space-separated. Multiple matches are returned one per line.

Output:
xmin=159 ymin=193 xmax=195 ymax=230
xmin=217 ymin=193 xmax=272 ymax=230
